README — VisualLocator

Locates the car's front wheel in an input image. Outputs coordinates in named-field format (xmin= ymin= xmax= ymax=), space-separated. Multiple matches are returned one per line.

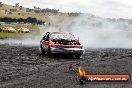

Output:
xmin=47 ymin=47 xmax=52 ymax=57
xmin=40 ymin=45 xmax=46 ymax=54
xmin=75 ymin=54 xmax=81 ymax=59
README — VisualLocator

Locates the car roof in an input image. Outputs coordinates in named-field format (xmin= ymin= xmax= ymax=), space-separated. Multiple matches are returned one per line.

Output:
xmin=50 ymin=32 xmax=72 ymax=34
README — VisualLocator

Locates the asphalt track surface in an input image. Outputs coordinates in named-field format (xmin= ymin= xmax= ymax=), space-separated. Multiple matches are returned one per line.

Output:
xmin=0 ymin=45 xmax=132 ymax=88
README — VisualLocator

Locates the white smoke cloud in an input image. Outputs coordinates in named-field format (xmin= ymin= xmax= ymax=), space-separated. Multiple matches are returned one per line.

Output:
xmin=1 ymin=15 xmax=132 ymax=48
xmin=67 ymin=15 xmax=132 ymax=48
xmin=43 ymin=15 xmax=132 ymax=48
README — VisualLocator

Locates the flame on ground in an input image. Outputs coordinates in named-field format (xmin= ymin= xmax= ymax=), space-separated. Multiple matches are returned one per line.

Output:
xmin=78 ymin=66 xmax=86 ymax=76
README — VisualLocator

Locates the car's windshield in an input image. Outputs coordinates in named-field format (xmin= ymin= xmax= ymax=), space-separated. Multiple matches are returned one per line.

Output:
xmin=50 ymin=33 xmax=76 ymax=40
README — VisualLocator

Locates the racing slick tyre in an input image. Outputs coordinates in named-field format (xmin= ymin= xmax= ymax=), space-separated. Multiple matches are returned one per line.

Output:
xmin=40 ymin=45 xmax=46 ymax=54
xmin=47 ymin=47 xmax=52 ymax=57
xmin=75 ymin=54 xmax=81 ymax=59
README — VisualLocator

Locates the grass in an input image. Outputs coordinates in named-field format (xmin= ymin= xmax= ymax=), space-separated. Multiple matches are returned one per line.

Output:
xmin=0 ymin=4 xmax=72 ymax=23
xmin=0 ymin=32 xmax=21 ymax=39
xmin=0 ymin=4 xmax=47 ymax=21
xmin=14 ymin=23 xmax=38 ymax=31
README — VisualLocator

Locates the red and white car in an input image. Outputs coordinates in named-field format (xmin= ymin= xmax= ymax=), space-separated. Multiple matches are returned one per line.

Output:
xmin=40 ymin=32 xmax=84 ymax=58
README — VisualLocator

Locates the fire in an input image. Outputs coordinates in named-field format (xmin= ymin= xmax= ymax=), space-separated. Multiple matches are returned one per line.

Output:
xmin=78 ymin=66 xmax=86 ymax=76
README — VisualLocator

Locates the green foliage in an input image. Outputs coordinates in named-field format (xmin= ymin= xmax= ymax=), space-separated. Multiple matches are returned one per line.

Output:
xmin=0 ymin=32 xmax=20 ymax=38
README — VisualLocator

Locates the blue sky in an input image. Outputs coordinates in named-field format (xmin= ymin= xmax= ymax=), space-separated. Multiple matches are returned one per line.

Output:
xmin=0 ymin=0 xmax=132 ymax=18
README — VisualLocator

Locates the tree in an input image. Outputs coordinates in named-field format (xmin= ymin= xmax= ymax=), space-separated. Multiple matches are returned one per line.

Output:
xmin=0 ymin=2 xmax=2 ymax=7
xmin=15 ymin=3 xmax=19 ymax=7
xmin=34 ymin=6 xmax=37 ymax=9
xmin=19 ymin=6 xmax=23 ymax=10
xmin=27 ymin=17 xmax=37 ymax=23
xmin=26 ymin=8 xmax=29 ymax=12
xmin=37 ymin=7 xmax=41 ymax=10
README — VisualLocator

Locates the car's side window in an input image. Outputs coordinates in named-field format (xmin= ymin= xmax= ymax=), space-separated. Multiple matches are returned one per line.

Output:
xmin=43 ymin=35 xmax=46 ymax=40
xmin=45 ymin=34 xmax=49 ymax=41
xmin=43 ymin=32 xmax=50 ymax=41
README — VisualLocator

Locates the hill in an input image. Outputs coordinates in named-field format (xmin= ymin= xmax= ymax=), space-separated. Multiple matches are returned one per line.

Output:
xmin=0 ymin=2 xmax=80 ymax=24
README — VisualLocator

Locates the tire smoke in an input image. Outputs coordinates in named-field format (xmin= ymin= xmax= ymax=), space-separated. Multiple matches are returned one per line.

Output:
xmin=1 ymin=15 xmax=132 ymax=48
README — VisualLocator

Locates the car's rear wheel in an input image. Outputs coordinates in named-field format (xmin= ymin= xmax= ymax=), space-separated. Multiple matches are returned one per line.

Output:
xmin=75 ymin=54 xmax=81 ymax=59
xmin=40 ymin=45 xmax=46 ymax=54
xmin=47 ymin=47 xmax=52 ymax=57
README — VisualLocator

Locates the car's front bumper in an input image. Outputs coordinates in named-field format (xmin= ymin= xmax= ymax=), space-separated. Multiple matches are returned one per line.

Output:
xmin=50 ymin=47 xmax=85 ymax=54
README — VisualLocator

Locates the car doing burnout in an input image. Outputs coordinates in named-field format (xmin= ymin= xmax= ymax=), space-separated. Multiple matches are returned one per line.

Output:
xmin=40 ymin=32 xmax=84 ymax=58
